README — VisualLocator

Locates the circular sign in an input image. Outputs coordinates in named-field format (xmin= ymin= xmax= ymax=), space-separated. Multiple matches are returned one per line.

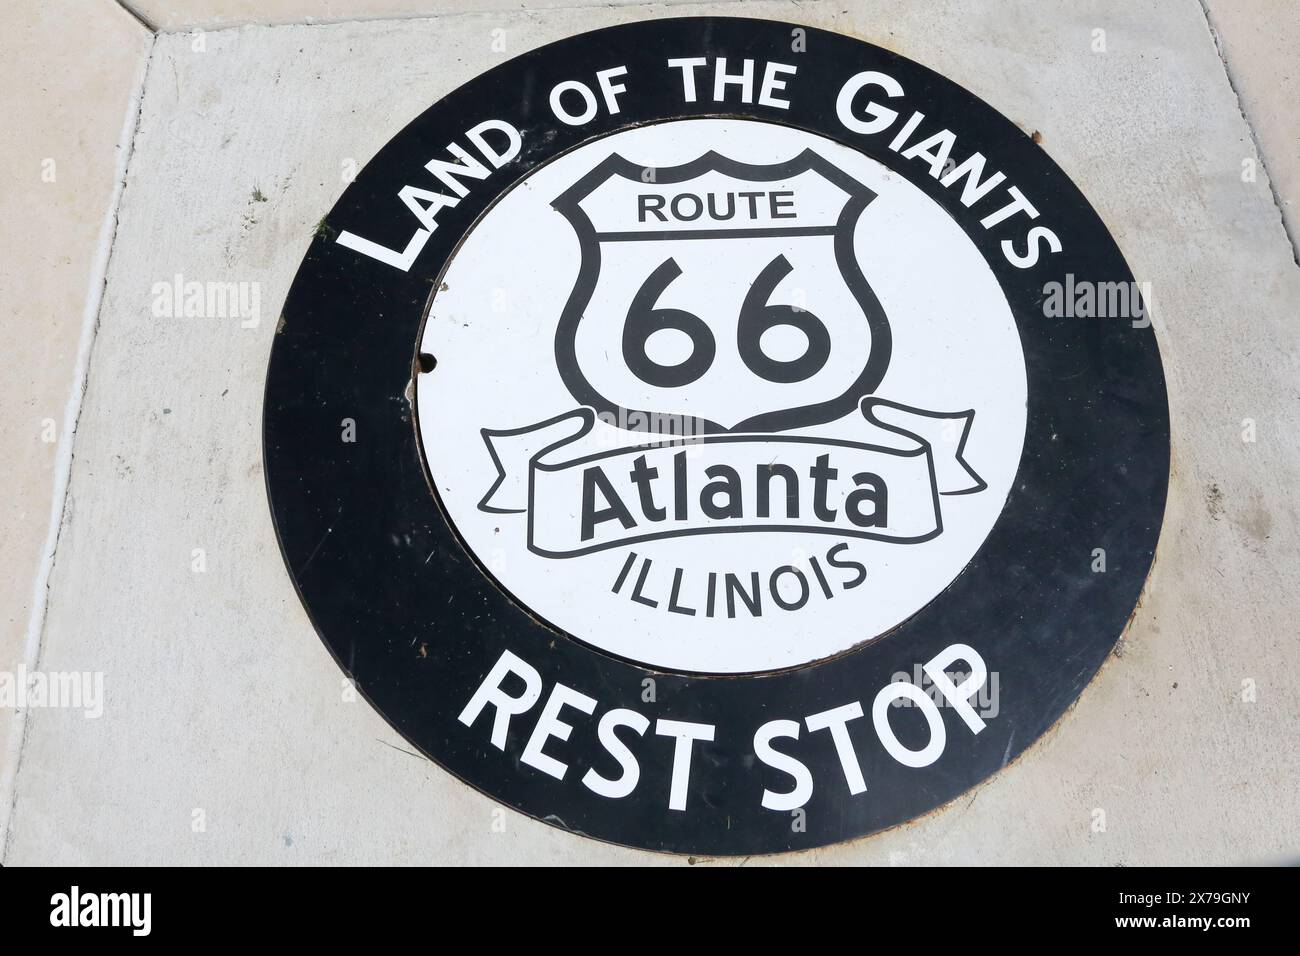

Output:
xmin=265 ymin=17 xmax=1169 ymax=855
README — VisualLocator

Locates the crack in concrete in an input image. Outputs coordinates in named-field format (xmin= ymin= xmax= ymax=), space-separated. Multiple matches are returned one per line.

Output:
xmin=0 ymin=33 xmax=159 ymax=864
xmin=1197 ymin=0 xmax=1299 ymax=267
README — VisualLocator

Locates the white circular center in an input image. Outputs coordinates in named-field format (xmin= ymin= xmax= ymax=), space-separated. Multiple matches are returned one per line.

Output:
xmin=416 ymin=119 xmax=1026 ymax=674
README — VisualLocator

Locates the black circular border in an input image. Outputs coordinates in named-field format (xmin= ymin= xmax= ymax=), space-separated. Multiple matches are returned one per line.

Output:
xmin=264 ymin=17 xmax=1169 ymax=856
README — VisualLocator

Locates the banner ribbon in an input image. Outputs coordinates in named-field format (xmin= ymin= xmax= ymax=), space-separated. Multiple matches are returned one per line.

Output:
xmin=478 ymin=398 xmax=985 ymax=558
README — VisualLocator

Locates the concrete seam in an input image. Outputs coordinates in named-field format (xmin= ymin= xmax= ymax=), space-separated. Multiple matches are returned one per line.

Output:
xmin=144 ymin=0 xmax=776 ymax=37
xmin=116 ymin=0 xmax=159 ymax=33
xmin=0 ymin=33 xmax=159 ymax=863
xmin=1197 ymin=0 xmax=1299 ymax=267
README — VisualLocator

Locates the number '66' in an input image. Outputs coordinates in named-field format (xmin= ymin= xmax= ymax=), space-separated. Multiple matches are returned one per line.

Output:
xmin=622 ymin=254 xmax=831 ymax=387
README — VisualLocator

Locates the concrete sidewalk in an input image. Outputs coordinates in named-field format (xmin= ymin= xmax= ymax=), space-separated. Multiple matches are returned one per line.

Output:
xmin=2 ymin=0 xmax=1297 ymax=864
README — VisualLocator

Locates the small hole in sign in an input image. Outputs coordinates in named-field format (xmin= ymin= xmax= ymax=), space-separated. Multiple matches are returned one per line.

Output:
xmin=417 ymin=353 xmax=437 ymax=373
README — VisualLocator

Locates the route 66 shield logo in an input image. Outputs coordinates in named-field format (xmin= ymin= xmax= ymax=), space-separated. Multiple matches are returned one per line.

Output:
xmin=265 ymin=17 xmax=1169 ymax=856
xmin=551 ymin=149 xmax=892 ymax=434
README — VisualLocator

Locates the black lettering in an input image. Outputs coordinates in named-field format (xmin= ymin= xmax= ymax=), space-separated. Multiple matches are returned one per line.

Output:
xmin=707 ymin=192 xmax=736 ymax=220
xmin=701 ymin=464 xmax=744 ymax=519
xmin=670 ymin=193 xmax=703 ymax=221
xmin=845 ymin=472 xmax=888 ymax=527
xmin=611 ymin=551 xmax=637 ymax=593
xmin=630 ymin=556 xmax=658 ymax=608
xmin=810 ymin=453 xmax=838 ymax=522
xmin=808 ymin=554 xmax=834 ymax=598
xmin=638 ymin=194 xmax=667 ymax=222
xmin=668 ymin=567 xmax=696 ymax=616
xmin=629 ymin=454 xmax=666 ymax=521
xmin=725 ymin=572 xmax=762 ymax=618
xmin=826 ymin=542 xmax=867 ymax=589
xmin=673 ymin=450 xmax=688 ymax=520
xmin=757 ymin=462 xmax=799 ymax=519
xmin=769 ymin=190 xmax=796 ymax=218
xmin=770 ymin=565 xmax=810 ymax=611
xmin=581 ymin=466 xmax=637 ymax=541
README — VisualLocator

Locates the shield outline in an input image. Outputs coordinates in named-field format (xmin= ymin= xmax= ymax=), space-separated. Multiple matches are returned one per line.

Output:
xmin=550 ymin=147 xmax=893 ymax=434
